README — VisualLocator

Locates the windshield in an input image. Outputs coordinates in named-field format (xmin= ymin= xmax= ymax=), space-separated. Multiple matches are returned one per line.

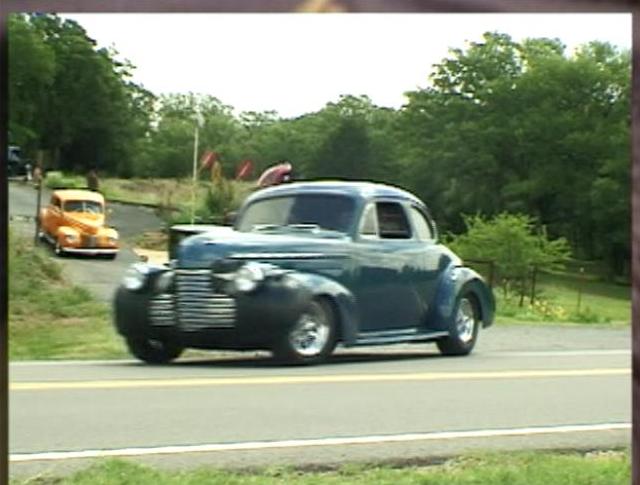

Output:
xmin=8 ymin=146 xmax=21 ymax=162
xmin=237 ymin=193 xmax=355 ymax=234
xmin=64 ymin=200 xmax=103 ymax=214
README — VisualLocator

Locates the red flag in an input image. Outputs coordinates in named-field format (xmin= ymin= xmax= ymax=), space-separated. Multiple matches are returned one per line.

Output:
xmin=200 ymin=151 xmax=217 ymax=171
xmin=235 ymin=160 xmax=254 ymax=180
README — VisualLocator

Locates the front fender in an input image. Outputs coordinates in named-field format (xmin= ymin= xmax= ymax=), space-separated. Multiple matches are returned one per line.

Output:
xmin=113 ymin=264 xmax=178 ymax=336
xmin=287 ymin=272 xmax=359 ymax=345
xmin=99 ymin=226 xmax=119 ymax=239
xmin=429 ymin=265 xmax=495 ymax=330
xmin=57 ymin=225 xmax=80 ymax=238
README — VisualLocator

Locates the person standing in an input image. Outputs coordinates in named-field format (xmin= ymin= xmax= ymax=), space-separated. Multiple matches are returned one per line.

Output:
xmin=87 ymin=168 xmax=99 ymax=191
xmin=32 ymin=163 xmax=42 ymax=189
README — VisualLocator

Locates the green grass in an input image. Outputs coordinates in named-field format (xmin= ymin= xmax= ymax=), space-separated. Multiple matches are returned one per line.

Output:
xmin=494 ymin=269 xmax=630 ymax=325
xmin=8 ymin=230 xmax=127 ymax=360
xmin=101 ymin=177 xmax=253 ymax=214
xmin=537 ymin=270 xmax=629 ymax=322
xmin=43 ymin=171 xmax=86 ymax=189
xmin=9 ymin=450 xmax=631 ymax=484
xmin=43 ymin=172 xmax=253 ymax=214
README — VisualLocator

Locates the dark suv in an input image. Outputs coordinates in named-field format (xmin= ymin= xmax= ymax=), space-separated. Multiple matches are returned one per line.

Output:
xmin=7 ymin=145 xmax=30 ymax=178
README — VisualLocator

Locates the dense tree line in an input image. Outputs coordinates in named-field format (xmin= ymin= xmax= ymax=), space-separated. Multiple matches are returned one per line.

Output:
xmin=8 ymin=15 xmax=630 ymax=276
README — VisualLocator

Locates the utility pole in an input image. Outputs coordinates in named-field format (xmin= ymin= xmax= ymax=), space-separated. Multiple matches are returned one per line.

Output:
xmin=33 ymin=151 xmax=43 ymax=245
xmin=190 ymin=110 xmax=204 ymax=225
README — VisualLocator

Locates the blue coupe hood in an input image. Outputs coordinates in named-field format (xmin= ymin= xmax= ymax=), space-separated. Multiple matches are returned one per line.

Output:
xmin=177 ymin=229 xmax=349 ymax=267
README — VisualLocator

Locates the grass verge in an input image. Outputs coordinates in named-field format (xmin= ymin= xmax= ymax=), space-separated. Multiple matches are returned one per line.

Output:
xmin=494 ymin=269 xmax=630 ymax=325
xmin=44 ymin=172 xmax=253 ymax=220
xmin=8 ymin=230 xmax=127 ymax=360
xmin=10 ymin=450 xmax=630 ymax=484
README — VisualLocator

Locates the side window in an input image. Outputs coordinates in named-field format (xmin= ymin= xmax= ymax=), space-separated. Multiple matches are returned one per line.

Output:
xmin=409 ymin=206 xmax=434 ymax=241
xmin=359 ymin=204 xmax=378 ymax=238
xmin=376 ymin=202 xmax=411 ymax=239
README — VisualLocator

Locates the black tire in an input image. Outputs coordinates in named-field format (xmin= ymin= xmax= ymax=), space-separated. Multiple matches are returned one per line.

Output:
xmin=273 ymin=298 xmax=337 ymax=365
xmin=436 ymin=291 xmax=480 ymax=356
xmin=126 ymin=336 xmax=183 ymax=364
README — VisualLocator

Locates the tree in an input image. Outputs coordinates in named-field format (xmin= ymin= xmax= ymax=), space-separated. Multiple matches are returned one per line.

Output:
xmin=8 ymin=14 xmax=154 ymax=175
xmin=311 ymin=117 xmax=371 ymax=179
xmin=137 ymin=93 xmax=244 ymax=178
xmin=7 ymin=14 xmax=56 ymax=149
xmin=397 ymin=33 xmax=630 ymax=275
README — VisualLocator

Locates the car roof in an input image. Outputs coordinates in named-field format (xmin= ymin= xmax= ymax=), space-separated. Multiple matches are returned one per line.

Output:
xmin=246 ymin=180 xmax=424 ymax=206
xmin=52 ymin=189 xmax=105 ymax=203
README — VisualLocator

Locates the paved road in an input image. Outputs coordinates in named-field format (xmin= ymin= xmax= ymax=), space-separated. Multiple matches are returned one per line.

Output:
xmin=9 ymin=326 xmax=630 ymax=477
xmin=9 ymin=182 xmax=164 ymax=302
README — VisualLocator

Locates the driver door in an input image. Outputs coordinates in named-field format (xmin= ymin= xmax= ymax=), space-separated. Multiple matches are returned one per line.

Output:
xmin=352 ymin=200 xmax=424 ymax=332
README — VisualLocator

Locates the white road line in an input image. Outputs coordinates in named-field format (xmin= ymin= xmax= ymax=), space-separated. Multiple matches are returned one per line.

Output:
xmin=498 ymin=350 xmax=629 ymax=357
xmin=10 ymin=422 xmax=631 ymax=463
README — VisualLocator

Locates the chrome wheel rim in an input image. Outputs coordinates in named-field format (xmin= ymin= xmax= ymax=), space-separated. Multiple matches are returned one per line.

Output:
xmin=455 ymin=298 xmax=476 ymax=344
xmin=289 ymin=301 xmax=330 ymax=357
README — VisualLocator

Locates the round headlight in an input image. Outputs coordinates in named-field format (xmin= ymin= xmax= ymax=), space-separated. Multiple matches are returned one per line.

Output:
xmin=64 ymin=234 xmax=77 ymax=241
xmin=154 ymin=271 xmax=174 ymax=293
xmin=123 ymin=264 xmax=149 ymax=291
xmin=234 ymin=262 xmax=266 ymax=293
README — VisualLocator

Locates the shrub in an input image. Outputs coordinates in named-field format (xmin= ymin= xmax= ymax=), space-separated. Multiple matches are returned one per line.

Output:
xmin=44 ymin=171 xmax=85 ymax=189
xmin=448 ymin=213 xmax=572 ymax=303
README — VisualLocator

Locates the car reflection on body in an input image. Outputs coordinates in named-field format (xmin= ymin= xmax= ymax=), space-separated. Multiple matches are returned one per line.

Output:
xmin=114 ymin=181 xmax=494 ymax=365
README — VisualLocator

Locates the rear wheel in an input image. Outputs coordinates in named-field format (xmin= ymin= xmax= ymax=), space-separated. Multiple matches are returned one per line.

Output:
xmin=437 ymin=292 xmax=480 ymax=356
xmin=126 ymin=336 xmax=183 ymax=364
xmin=273 ymin=298 xmax=337 ymax=365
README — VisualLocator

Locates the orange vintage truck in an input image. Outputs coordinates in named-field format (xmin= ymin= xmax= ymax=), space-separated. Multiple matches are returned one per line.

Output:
xmin=39 ymin=189 xmax=119 ymax=258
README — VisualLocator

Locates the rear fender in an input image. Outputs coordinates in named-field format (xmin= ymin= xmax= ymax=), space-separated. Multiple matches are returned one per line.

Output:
xmin=430 ymin=265 xmax=495 ymax=330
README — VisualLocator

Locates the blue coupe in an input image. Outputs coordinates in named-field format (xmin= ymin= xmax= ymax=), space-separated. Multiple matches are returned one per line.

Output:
xmin=114 ymin=181 xmax=495 ymax=364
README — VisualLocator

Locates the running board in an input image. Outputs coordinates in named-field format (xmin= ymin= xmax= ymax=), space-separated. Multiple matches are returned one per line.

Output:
xmin=354 ymin=329 xmax=449 ymax=346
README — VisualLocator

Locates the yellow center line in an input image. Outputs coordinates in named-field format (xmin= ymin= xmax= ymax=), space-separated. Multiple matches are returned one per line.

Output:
xmin=10 ymin=368 xmax=629 ymax=391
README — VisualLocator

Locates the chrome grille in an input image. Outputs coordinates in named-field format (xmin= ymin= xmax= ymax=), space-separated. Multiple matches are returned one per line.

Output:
xmin=175 ymin=269 xmax=236 ymax=330
xmin=83 ymin=235 xmax=97 ymax=247
xmin=149 ymin=294 xmax=175 ymax=327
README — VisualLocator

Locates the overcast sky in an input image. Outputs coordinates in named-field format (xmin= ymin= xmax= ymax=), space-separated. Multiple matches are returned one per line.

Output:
xmin=63 ymin=13 xmax=631 ymax=118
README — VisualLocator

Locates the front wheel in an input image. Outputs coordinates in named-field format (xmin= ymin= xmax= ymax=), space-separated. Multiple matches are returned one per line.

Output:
xmin=437 ymin=292 xmax=480 ymax=356
xmin=273 ymin=298 xmax=337 ymax=365
xmin=54 ymin=240 xmax=66 ymax=257
xmin=126 ymin=336 xmax=183 ymax=364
